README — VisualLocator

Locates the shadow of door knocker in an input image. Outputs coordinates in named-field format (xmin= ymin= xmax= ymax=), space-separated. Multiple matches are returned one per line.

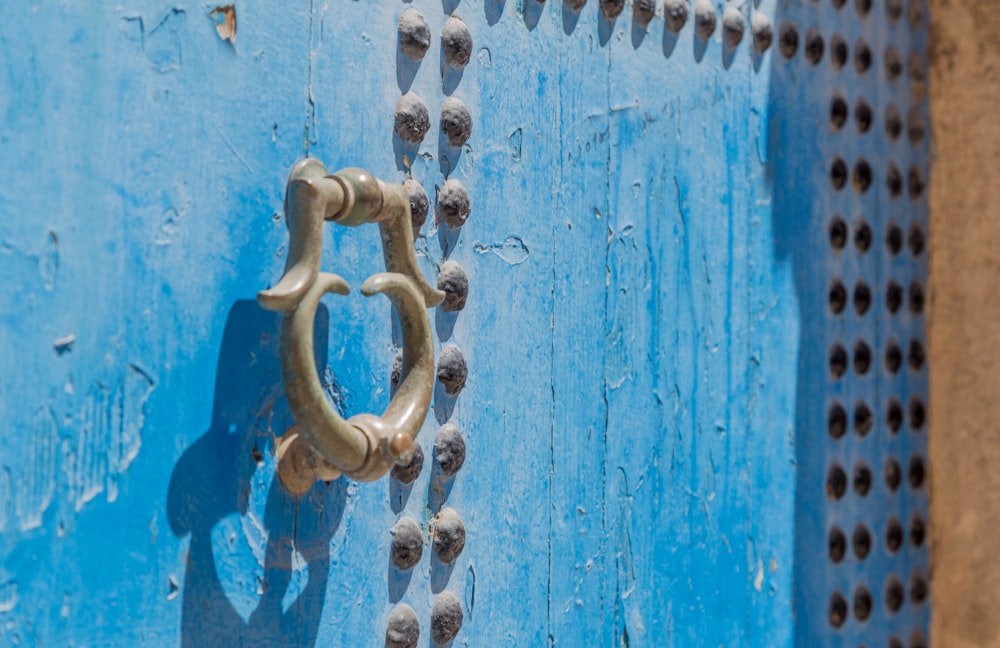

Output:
xmin=258 ymin=158 xmax=444 ymax=492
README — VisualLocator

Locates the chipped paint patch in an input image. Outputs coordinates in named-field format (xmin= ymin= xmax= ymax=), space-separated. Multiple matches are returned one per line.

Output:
xmin=210 ymin=5 xmax=237 ymax=43
xmin=473 ymin=236 xmax=530 ymax=265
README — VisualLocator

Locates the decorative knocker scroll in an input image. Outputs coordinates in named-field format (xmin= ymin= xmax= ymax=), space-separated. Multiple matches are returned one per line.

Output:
xmin=258 ymin=158 xmax=444 ymax=492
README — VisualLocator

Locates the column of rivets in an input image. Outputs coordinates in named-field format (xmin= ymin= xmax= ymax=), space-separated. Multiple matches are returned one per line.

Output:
xmin=431 ymin=12 xmax=472 ymax=646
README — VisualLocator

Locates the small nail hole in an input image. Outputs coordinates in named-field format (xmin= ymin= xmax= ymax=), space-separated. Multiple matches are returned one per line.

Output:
xmin=886 ymin=223 xmax=903 ymax=255
xmin=886 ymin=105 xmax=902 ymax=139
xmin=908 ymin=455 xmax=925 ymax=489
xmin=829 ymin=402 xmax=848 ymax=439
xmin=886 ymin=398 xmax=903 ymax=433
xmin=827 ymin=463 xmax=848 ymax=500
xmin=910 ymin=571 xmax=928 ymax=605
xmin=829 ymin=591 xmax=848 ymax=628
xmin=830 ymin=281 xmax=847 ymax=314
xmin=853 ymin=462 xmax=872 ymax=495
xmin=910 ymin=515 xmax=926 ymax=547
xmin=831 ymin=96 xmax=849 ymax=130
xmin=885 ymin=576 xmax=905 ymax=613
xmin=853 ymin=159 xmax=873 ymax=193
xmin=885 ymin=47 xmax=903 ymax=80
xmin=831 ymin=158 xmax=848 ymax=190
xmin=830 ymin=35 xmax=848 ymax=69
xmin=805 ymin=29 xmax=824 ymax=64
xmin=884 ymin=340 xmax=902 ymax=373
xmin=854 ymin=39 xmax=872 ymax=73
xmin=855 ymin=221 xmax=872 ymax=252
xmin=909 ymin=397 xmax=926 ymax=430
xmin=908 ymin=339 xmax=926 ymax=371
xmin=855 ymin=99 xmax=873 ymax=133
xmin=854 ymin=340 xmax=872 ymax=375
xmin=908 ymin=166 xmax=926 ymax=199
xmin=854 ymin=401 xmax=873 ymax=436
xmin=908 ymin=224 xmax=926 ymax=256
xmin=853 ymin=586 xmax=873 ymax=622
xmin=830 ymin=216 xmax=848 ymax=249
xmin=831 ymin=343 xmax=848 ymax=378
xmin=829 ymin=526 xmax=847 ymax=562
xmin=854 ymin=282 xmax=872 ymax=315
xmin=886 ymin=281 xmax=903 ymax=314
xmin=779 ymin=22 xmax=799 ymax=58
xmin=887 ymin=165 xmax=903 ymax=197
xmin=909 ymin=281 xmax=925 ymax=314
xmin=886 ymin=517 xmax=904 ymax=553
xmin=853 ymin=523 xmax=872 ymax=559
xmin=885 ymin=457 xmax=902 ymax=491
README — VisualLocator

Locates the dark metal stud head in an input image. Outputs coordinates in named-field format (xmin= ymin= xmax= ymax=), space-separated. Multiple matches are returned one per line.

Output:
xmin=431 ymin=592 xmax=464 ymax=645
xmin=441 ymin=97 xmax=472 ymax=148
xmin=432 ymin=507 xmax=466 ymax=564
xmin=391 ymin=517 xmax=424 ymax=570
xmin=633 ymin=0 xmax=656 ymax=25
xmin=694 ymin=0 xmax=716 ymax=41
xmin=435 ymin=423 xmax=467 ymax=477
xmin=399 ymin=9 xmax=432 ymax=62
xmin=663 ymin=0 xmax=688 ymax=33
xmin=441 ymin=17 xmax=473 ymax=70
xmin=395 ymin=93 xmax=431 ymax=144
xmin=437 ymin=344 xmax=468 ymax=396
xmin=750 ymin=13 xmax=772 ymax=52
xmin=391 ymin=440 xmax=424 ymax=484
xmin=599 ymin=0 xmax=626 ymax=20
xmin=722 ymin=7 xmax=744 ymax=47
xmin=437 ymin=260 xmax=469 ymax=312
xmin=565 ymin=0 xmax=587 ymax=10
xmin=436 ymin=179 xmax=471 ymax=229
xmin=403 ymin=180 xmax=429 ymax=231
xmin=386 ymin=604 xmax=420 ymax=648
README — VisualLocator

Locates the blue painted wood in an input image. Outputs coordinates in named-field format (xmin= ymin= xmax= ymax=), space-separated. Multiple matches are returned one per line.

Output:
xmin=0 ymin=0 xmax=928 ymax=646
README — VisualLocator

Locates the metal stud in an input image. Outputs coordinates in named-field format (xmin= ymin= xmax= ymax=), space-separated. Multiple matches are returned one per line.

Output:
xmin=398 ymin=9 xmax=432 ymax=62
xmin=403 ymin=179 xmax=429 ymax=231
xmin=386 ymin=604 xmax=420 ymax=648
xmin=599 ymin=0 xmax=626 ymax=21
xmin=391 ymin=517 xmax=424 ymax=570
xmin=432 ymin=507 xmax=466 ymax=564
xmin=664 ymin=0 xmax=688 ymax=33
xmin=694 ymin=0 xmax=716 ymax=41
xmin=395 ymin=93 xmax=431 ymax=144
xmin=633 ymin=0 xmax=656 ymax=25
xmin=437 ymin=260 xmax=469 ymax=312
xmin=437 ymin=344 xmax=468 ymax=396
xmin=435 ymin=423 xmax=467 ymax=477
xmin=722 ymin=7 xmax=744 ymax=47
xmin=391 ymin=440 xmax=425 ymax=484
xmin=441 ymin=17 xmax=473 ymax=70
xmin=441 ymin=97 xmax=472 ymax=148
xmin=430 ymin=592 xmax=464 ymax=645
xmin=436 ymin=179 xmax=471 ymax=229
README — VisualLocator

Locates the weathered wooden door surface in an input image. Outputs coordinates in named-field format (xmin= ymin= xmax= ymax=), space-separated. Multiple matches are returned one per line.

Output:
xmin=0 ymin=0 xmax=929 ymax=646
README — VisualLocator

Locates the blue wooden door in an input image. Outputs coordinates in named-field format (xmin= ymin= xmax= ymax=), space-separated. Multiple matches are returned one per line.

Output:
xmin=0 ymin=0 xmax=929 ymax=645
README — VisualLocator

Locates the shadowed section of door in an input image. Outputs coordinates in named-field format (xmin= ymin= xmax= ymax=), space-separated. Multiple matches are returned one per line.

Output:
xmin=167 ymin=300 xmax=347 ymax=648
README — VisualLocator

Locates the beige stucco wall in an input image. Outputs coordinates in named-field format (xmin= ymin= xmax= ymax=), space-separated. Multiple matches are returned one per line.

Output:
xmin=929 ymin=2 xmax=1000 ymax=646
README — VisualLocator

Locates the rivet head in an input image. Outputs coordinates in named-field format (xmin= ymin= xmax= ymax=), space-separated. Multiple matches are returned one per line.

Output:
xmin=437 ymin=260 xmax=469 ymax=312
xmin=565 ymin=0 xmax=587 ymax=11
xmin=440 ymin=97 xmax=472 ymax=148
xmin=663 ymin=0 xmax=688 ymax=33
xmin=633 ymin=0 xmax=656 ymax=25
xmin=391 ymin=440 xmax=424 ymax=484
xmin=599 ymin=0 xmax=626 ymax=20
xmin=432 ymin=508 xmax=466 ymax=564
xmin=386 ymin=604 xmax=420 ymax=648
xmin=431 ymin=592 xmax=464 ymax=644
xmin=435 ymin=423 xmax=467 ymax=477
xmin=436 ymin=179 xmax=471 ymax=229
xmin=751 ymin=13 xmax=773 ymax=53
xmin=399 ymin=9 xmax=432 ymax=62
xmin=391 ymin=517 xmax=424 ymax=570
xmin=437 ymin=344 xmax=468 ymax=396
xmin=403 ymin=180 xmax=429 ymax=231
xmin=722 ymin=7 xmax=744 ymax=47
xmin=441 ymin=17 xmax=473 ymax=69
xmin=388 ymin=432 xmax=415 ymax=465
xmin=395 ymin=92 xmax=431 ymax=144
xmin=694 ymin=0 xmax=716 ymax=41
xmin=275 ymin=429 xmax=318 ymax=495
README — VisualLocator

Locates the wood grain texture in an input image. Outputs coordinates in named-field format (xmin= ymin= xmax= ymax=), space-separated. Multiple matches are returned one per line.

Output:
xmin=928 ymin=1 xmax=1000 ymax=647
xmin=0 ymin=0 xmax=805 ymax=645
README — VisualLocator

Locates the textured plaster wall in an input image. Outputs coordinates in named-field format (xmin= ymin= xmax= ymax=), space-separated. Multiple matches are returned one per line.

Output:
xmin=929 ymin=2 xmax=1000 ymax=646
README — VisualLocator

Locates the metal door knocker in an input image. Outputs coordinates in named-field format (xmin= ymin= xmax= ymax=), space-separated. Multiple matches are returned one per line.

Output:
xmin=258 ymin=158 xmax=444 ymax=493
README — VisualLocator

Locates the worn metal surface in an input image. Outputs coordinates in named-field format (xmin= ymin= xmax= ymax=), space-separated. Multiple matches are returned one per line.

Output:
xmin=0 ymin=0 xmax=926 ymax=645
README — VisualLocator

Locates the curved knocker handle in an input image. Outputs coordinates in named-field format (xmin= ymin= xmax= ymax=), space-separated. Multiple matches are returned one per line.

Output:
xmin=257 ymin=159 xmax=444 ymax=490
